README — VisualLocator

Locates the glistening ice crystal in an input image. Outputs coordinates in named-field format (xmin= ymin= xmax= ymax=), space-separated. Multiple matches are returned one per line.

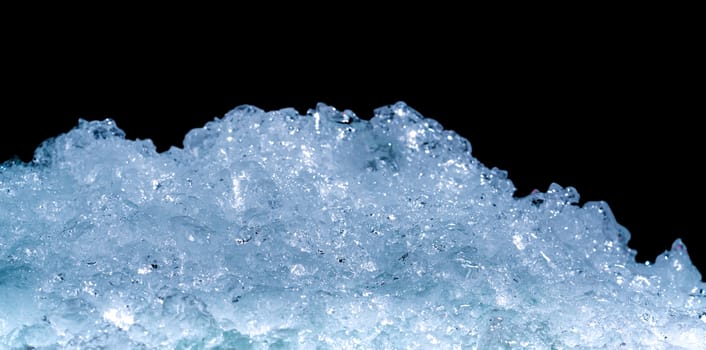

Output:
xmin=0 ymin=103 xmax=704 ymax=348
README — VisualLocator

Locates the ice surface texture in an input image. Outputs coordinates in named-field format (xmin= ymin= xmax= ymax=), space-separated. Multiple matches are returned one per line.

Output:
xmin=0 ymin=102 xmax=704 ymax=348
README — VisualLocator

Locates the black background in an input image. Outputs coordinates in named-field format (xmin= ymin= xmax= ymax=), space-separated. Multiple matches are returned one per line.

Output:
xmin=1 ymin=14 xmax=702 ymax=281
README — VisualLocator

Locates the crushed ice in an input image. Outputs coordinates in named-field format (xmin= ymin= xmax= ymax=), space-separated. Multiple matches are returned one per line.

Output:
xmin=0 ymin=102 xmax=704 ymax=348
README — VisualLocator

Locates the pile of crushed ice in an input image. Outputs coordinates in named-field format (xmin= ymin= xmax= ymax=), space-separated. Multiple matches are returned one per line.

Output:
xmin=0 ymin=103 xmax=704 ymax=348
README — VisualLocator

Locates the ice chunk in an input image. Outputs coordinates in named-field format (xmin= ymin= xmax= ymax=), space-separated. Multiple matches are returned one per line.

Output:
xmin=0 ymin=102 xmax=704 ymax=348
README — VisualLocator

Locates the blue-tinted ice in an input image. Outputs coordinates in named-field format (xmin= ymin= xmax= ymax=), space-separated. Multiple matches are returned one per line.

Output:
xmin=0 ymin=103 xmax=704 ymax=348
